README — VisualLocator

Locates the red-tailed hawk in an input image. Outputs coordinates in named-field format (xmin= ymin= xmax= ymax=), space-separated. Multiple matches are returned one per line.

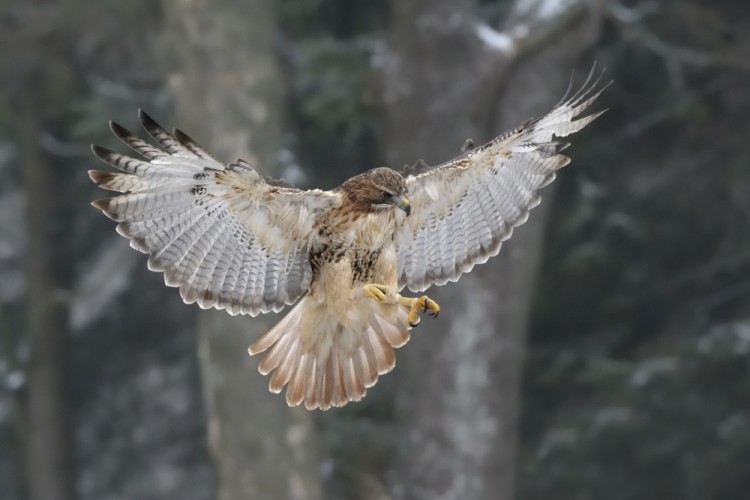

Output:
xmin=90 ymin=70 xmax=607 ymax=410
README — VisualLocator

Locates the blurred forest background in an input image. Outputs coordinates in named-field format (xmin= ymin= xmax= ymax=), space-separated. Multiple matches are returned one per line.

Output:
xmin=2 ymin=0 xmax=750 ymax=499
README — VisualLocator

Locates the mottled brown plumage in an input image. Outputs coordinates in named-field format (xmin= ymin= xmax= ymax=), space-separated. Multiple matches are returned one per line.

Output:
xmin=89 ymin=69 xmax=607 ymax=410
xmin=338 ymin=167 xmax=408 ymax=214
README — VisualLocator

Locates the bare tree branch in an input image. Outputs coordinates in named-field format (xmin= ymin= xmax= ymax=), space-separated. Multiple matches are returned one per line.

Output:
xmin=604 ymin=0 xmax=750 ymax=73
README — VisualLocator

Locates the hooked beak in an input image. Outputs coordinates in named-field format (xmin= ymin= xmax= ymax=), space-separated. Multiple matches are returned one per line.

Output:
xmin=396 ymin=194 xmax=411 ymax=216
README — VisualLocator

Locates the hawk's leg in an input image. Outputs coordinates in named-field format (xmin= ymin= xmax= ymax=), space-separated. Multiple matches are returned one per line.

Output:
xmin=363 ymin=284 xmax=440 ymax=327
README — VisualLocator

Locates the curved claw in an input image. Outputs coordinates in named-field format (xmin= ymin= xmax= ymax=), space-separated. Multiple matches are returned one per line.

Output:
xmin=422 ymin=296 xmax=440 ymax=318
xmin=371 ymin=286 xmax=441 ymax=327
xmin=405 ymin=295 xmax=440 ymax=327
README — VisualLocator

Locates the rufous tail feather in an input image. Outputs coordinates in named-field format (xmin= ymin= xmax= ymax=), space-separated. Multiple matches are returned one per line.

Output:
xmin=248 ymin=297 xmax=412 ymax=410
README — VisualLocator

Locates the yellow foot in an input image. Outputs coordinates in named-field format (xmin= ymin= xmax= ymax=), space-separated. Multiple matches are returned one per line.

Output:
xmin=363 ymin=283 xmax=389 ymax=302
xmin=363 ymin=284 xmax=440 ymax=327
xmin=400 ymin=295 xmax=440 ymax=327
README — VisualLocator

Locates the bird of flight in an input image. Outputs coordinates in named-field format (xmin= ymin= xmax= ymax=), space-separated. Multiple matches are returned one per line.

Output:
xmin=90 ymin=68 xmax=607 ymax=410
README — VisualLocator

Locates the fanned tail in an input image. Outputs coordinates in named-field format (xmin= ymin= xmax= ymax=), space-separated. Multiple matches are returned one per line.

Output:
xmin=248 ymin=297 xmax=412 ymax=410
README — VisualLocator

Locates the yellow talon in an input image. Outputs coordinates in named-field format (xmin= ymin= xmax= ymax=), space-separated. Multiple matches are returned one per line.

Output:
xmin=364 ymin=283 xmax=388 ymax=302
xmin=402 ymin=295 xmax=440 ymax=327
xmin=364 ymin=284 xmax=440 ymax=327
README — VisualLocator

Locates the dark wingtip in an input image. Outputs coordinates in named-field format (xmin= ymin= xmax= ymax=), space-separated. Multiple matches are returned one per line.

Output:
xmin=109 ymin=120 xmax=133 ymax=140
xmin=91 ymin=144 xmax=114 ymax=161
xmin=138 ymin=108 xmax=160 ymax=131
xmin=173 ymin=127 xmax=197 ymax=147
xmin=91 ymin=198 xmax=110 ymax=211
xmin=138 ymin=108 xmax=150 ymax=123
xmin=88 ymin=169 xmax=111 ymax=184
xmin=91 ymin=198 xmax=120 ymax=220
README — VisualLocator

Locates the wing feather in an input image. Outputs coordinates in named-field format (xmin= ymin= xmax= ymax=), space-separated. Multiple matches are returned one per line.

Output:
xmin=181 ymin=220 xmax=234 ymax=305
xmin=178 ymin=208 xmax=229 ymax=285
xmin=191 ymin=222 xmax=238 ymax=308
xmin=109 ymin=120 xmax=169 ymax=160
xmin=91 ymin=111 xmax=341 ymax=315
xmin=219 ymin=239 xmax=248 ymax=315
xmin=397 ymin=70 xmax=607 ymax=292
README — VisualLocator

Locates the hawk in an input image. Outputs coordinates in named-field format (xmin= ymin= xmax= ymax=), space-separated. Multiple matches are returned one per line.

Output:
xmin=90 ymin=70 xmax=607 ymax=410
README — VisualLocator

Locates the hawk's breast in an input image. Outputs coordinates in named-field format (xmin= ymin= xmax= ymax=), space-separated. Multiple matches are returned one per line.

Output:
xmin=311 ymin=208 xmax=402 ymax=287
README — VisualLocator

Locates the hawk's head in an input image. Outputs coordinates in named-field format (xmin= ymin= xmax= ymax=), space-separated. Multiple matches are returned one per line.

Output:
xmin=340 ymin=167 xmax=410 ymax=216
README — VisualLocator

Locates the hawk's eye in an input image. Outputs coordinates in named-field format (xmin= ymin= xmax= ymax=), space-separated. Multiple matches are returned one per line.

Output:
xmin=381 ymin=190 xmax=392 ymax=201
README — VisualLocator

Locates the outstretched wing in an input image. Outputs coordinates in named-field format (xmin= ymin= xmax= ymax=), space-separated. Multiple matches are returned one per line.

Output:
xmin=397 ymin=70 xmax=608 ymax=292
xmin=90 ymin=111 xmax=340 ymax=316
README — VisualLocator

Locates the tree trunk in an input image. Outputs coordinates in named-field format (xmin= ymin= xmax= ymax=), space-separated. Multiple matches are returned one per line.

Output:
xmin=381 ymin=1 xmax=600 ymax=499
xmin=159 ymin=1 xmax=324 ymax=499
xmin=21 ymin=84 xmax=73 ymax=500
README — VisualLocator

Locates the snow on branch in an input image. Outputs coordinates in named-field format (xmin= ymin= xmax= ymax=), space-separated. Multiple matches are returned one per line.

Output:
xmin=475 ymin=0 xmax=590 ymax=61
xmin=475 ymin=23 xmax=522 ymax=56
